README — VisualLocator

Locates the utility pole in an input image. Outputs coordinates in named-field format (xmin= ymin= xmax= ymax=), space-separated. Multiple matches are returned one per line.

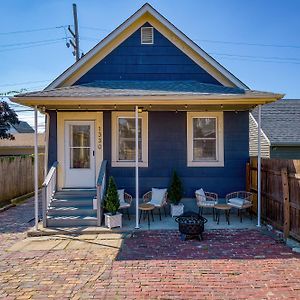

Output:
xmin=68 ymin=3 xmax=80 ymax=61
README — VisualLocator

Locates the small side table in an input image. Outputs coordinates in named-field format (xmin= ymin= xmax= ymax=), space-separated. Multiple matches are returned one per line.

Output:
xmin=215 ymin=204 xmax=231 ymax=225
xmin=139 ymin=203 xmax=155 ymax=229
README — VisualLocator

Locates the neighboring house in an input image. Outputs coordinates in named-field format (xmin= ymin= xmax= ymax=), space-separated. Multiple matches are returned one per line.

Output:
xmin=0 ymin=121 xmax=45 ymax=155
xmin=8 ymin=121 xmax=34 ymax=134
xmin=250 ymin=99 xmax=300 ymax=159
xmin=11 ymin=4 xmax=283 ymax=227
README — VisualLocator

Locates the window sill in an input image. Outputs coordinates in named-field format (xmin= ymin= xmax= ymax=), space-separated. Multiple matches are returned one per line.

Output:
xmin=187 ymin=160 xmax=224 ymax=167
xmin=112 ymin=161 xmax=148 ymax=168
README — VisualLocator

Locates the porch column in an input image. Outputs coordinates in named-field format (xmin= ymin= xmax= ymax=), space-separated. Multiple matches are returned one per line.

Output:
xmin=135 ymin=106 xmax=140 ymax=229
xmin=34 ymin=106 xmax=39 ymax=230
xmin=257 ymin=105 xmax=262 ymax=227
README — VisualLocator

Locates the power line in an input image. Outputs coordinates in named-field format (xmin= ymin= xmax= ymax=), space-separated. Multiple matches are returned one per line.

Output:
xmin=210 ymin=52 xmax=300 ymax=63
xmin=81 ymin=26 xmax=110 ymax=32
xmin=0 ymin=38 xmax=68 ymax=48
xmin=79 ymin=26 xmax=300 ymax=50
xmin=194 ymin=38 xmax=300 ymax=49
xmin=214 ymin=55 xmax=300 ymax=65
xmin=0 ymin=25 xmax=69 ymax=35
xmin=0 ymin=80 xmax=51 ymax=88
xmin=0 ymin=40 xmax=64 ymax=52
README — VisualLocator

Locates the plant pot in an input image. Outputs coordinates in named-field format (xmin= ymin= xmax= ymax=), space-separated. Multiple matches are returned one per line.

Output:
xmin=104 ymin=212 xmax=122 ymax=229
xmin=170 ymin=203 xmax=184 ymax=217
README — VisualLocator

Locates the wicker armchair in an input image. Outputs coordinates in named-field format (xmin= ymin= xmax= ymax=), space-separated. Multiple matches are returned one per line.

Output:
xmin=143 ymin=190 xmax=168 ymax=220
xmin=226 ymin=191 xmax=253 ymax=222
xmin=119 ymin=192 xmax=133 ymax=220
xmin=195 ymin=191 xmax=218 ymax=220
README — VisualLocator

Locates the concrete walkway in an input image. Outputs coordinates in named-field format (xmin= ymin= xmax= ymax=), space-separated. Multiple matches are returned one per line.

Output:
xmin=1 ymin=196 xmax=300 ymax=299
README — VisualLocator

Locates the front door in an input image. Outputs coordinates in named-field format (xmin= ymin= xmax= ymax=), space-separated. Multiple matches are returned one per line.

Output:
xmin=64 ymin=121 xmax=95 ymax=188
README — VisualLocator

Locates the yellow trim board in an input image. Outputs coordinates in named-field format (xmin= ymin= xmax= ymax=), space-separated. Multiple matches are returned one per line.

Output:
xmin=12 ymin=94 xmax=283 ymax=108
xmin=57 ymin=112 xmax=103 ymax=189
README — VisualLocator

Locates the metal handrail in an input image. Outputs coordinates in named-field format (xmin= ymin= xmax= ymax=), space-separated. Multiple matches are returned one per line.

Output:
xmin=42 ymin=161 xmax=58 ymax=187
xmin=42 ymin=161 xmax=58 ymax=227
xmin=96 ymin=160 xmax=107 ymax=226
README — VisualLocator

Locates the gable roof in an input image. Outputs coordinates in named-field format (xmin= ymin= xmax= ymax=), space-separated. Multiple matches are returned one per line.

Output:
xmin=46 ymin=3 xmax=249 ymax=90
xmin=11 ymin=121 xmax=34 ymax=133
xmin=20 ymin=81 xmax=246 ymax=98
xmin=13 ymin=80 xmax=282 ymax=109
xmin=251 ymin=99 xmax=300 ymax=146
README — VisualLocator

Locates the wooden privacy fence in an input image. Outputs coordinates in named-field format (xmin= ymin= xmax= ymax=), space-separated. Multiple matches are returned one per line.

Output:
xmin=0 ymin=154 xmax=44 ymax=206
xmin=247 ymin=157 xmax=300 ymax=241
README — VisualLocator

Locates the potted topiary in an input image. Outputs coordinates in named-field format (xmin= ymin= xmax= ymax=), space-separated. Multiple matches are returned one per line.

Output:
xmin=104 ymin=176 xmax=122 ymax=229
xmin=168 ymin=170 xmax=184 ymax=217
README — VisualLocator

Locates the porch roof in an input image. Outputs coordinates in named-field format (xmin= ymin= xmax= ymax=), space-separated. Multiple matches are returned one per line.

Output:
xmin=18 ymin=80 xmax=245 ymax=97
xmin=11 ymin=80 xmax=283 ymax=109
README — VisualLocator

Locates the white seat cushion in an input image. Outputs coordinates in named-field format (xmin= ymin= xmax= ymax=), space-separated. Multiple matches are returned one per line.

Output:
xmin=195 ymin=188 xmax=206 ymax=201
xmin=150 ymin=188 xmax=167 ymax=207
xmin=199 ymin=201 xmax=216 ymax=207
xmin=119 ymin=202 xmax=130 ymax=209
xmin=228 ymin=197 xmax=251 ymax=208
xmin=117 ymin=189 xmax=125 ymax=203
xmin=118 ymin=189 xmax=129 ymax=208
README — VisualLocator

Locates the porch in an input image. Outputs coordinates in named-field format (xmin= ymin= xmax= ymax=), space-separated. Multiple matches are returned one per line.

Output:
xmin=29 ymin=195 xmax=257 ymax=236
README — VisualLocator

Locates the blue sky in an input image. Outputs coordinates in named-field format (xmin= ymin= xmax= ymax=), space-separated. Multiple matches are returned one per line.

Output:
xmin=1 ymin=0 xmax=300 ymax=130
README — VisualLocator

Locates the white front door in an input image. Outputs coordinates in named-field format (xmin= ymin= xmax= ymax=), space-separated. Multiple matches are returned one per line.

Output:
xmin=64 ymin=121 xmax=95 ymax=188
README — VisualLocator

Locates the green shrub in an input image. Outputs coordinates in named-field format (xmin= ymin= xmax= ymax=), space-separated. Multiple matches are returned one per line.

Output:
xmin=104 ymin=176 xmax=120 ymax=215
xmin=168 ymin=170 xmax=183 ymax=205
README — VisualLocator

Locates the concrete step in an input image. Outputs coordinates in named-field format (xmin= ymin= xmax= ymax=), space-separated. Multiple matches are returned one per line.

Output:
xmin=47 ymin=216 xmax=98 ymax=227
xmin=55 ymin=189 xmax=95 ymax=197
xmin=48 ymin=207 xmax=96 ymax=217
xmin=53 ymin=194 xmax=96 ymax=200
xmin=50 ymin=199 xmax=94 ymax=208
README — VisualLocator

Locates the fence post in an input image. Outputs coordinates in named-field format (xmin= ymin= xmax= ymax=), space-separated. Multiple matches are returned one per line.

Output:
xmin=281 ymin=168 xmax=290 ymax=240
xmin=246 ymin=162 xmax=250 ymax=192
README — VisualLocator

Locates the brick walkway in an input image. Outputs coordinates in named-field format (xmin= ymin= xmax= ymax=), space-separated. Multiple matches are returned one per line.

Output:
xmin=1 ymin=198 xmax=300 ymax=299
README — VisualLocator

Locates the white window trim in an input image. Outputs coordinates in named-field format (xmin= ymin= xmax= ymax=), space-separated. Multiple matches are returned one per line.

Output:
xmin=112 ymin=111 xmax=148 ymax=167
xmin=141 ymin=26 xmax=154 ymax=44
xmin=187 ymin=112 xmax=224 ymax=167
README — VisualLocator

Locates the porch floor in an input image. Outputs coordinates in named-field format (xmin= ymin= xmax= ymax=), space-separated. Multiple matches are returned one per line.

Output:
xmin=28 ymin=212 xmax=257 ymax=236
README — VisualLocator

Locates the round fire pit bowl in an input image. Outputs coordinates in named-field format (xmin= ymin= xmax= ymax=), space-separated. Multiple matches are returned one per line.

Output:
xmin=175 ymin=211 xmax=207 ymax=241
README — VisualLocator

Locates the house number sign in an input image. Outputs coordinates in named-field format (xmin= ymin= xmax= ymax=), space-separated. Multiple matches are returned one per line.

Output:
xmin=98 ymin=126 xmax=102 ymax=150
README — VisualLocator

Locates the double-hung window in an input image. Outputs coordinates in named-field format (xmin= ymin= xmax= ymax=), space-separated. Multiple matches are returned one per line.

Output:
xmin=112 ymin=112 xmax=148 ymax=167
xmin=187 ymin=112 xmax=224 ymax=167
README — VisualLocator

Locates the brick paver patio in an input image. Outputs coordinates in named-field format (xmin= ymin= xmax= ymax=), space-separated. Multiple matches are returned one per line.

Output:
xmin=1 ymin=197 xmax=300 ymax=299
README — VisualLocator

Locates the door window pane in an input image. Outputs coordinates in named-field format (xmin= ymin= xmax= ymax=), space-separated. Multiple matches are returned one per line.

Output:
xmin=118 ymin=118 xmax=142 ymax=161
xmin=70 ymin=148 xmax=90 ymax=168
xmin=193 ymin=117 xmax=217 ymax=161
xmin=70 ymin=124 xmax=91 ymax=169
xmin=71 ymin=125 xmax=90 ymax=147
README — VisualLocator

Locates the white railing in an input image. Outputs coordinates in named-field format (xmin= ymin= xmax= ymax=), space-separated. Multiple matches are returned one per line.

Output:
xmin=42 ymin=161 xmax=58 ymax=227
xmin=96 ymin=160 xmax=107 ymax=226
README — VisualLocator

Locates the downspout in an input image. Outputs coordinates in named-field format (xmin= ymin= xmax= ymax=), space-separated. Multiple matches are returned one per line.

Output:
xmin=44 ymin=112 xmax=50 ymax=176
xmin=135 ymin=105 xmax=140 ymax=229
xmin=34 ymin=106 xmax=39 ymax=230
xmin=257 ymin=105 xmax=262 ymax=227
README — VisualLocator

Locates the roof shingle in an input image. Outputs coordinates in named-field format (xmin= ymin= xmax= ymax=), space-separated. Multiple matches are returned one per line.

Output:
xmin=17 ymin=80 xmax=246 ymax=98
xmin=252 ymin=99 xmax=300 ymax=146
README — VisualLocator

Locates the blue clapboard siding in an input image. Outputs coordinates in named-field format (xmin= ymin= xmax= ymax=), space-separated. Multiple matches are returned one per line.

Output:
xmin=47 ymin=110 xmax=57 ymax=171
xmin=104 ymin=111 xmax=249 ymax=198
xmin=75 ymin=23 xmax=222 ymax=85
